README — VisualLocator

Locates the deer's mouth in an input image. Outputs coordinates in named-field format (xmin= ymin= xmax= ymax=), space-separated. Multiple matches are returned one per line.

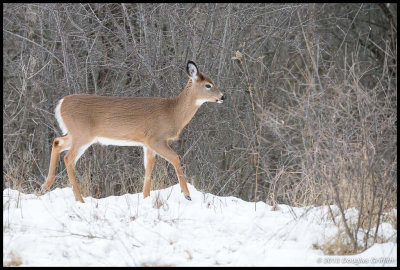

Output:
xmin=216 ymin=95 xmax=225 ymax=103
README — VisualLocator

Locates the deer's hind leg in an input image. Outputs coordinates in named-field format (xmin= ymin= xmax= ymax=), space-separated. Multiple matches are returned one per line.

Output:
xmin=63 ymin=138 xmax=95 ymax=203
xmin=41 ymin=135 xmax=72 ymax=191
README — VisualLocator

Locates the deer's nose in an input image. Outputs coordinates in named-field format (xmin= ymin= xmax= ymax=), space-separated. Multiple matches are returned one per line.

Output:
xmin=217 ymin=95 xmax=225 ymax=104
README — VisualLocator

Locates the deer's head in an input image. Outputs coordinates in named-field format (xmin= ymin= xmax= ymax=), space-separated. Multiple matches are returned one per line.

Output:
xmin=186 ymin=61 xmax=225 ymax=106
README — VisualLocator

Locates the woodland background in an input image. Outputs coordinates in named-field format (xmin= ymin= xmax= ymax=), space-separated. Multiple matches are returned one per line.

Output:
xmin=3 ymin=3 xmax=397 ymax=253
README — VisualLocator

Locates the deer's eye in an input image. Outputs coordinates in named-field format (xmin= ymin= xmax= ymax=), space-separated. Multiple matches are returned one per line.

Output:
xmin=205 ymin=84 xmax=212 ymax=89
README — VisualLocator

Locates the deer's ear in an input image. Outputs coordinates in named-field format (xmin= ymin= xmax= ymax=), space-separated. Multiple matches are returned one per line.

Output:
xmin=187 ymin=61 xmax=198 ymax=80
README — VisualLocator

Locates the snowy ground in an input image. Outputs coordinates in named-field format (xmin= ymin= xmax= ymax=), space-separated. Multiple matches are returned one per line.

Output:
xmin=3 ymin=184 xmax=397 ymax=266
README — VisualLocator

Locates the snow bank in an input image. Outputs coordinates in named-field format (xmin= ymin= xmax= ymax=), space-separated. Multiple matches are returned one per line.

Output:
xmin=3 ymin=184 xmax=397 ymax=266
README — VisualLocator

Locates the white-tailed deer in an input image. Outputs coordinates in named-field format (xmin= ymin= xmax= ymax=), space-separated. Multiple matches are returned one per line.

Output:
xmin=41 ymin=61 xmax=224 ymax=202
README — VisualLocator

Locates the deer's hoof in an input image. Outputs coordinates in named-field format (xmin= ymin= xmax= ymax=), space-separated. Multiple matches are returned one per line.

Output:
xmin=40 ymin=184 xmax=48 ymax=193
xmin=184 ymin=194 xmax=192 ymax=201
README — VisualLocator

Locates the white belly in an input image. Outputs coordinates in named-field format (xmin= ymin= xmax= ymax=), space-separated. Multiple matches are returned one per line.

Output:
xmin=95 ymin=137 xmax=144 ymax=147
xmin=74 ymin=137 xmax=144 ymax=164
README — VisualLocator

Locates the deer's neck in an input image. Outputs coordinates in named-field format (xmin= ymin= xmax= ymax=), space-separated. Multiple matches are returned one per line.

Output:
xmin=173 ymin=80 xmax=201 ymax=130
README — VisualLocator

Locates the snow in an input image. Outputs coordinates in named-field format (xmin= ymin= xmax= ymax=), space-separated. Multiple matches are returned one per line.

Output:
xmin=3 ymin=184 xmax=397 ymax=266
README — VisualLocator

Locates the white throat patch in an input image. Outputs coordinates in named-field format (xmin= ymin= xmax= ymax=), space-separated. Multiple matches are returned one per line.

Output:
xmin=196 ymin=99 xmax=209 ymax=106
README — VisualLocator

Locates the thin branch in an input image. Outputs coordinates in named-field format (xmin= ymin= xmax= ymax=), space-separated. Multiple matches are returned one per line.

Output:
xmin=3 ymin=29 xmax=64 ymax=67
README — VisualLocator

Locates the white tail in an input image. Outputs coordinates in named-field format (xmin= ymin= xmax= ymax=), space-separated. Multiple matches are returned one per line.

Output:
xmin=41 ymin=61 xmax=225 ymax=202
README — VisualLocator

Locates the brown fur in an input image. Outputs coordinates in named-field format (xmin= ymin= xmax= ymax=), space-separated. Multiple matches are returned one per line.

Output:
xmin=41 ymin=63 xmax=224 ymax=202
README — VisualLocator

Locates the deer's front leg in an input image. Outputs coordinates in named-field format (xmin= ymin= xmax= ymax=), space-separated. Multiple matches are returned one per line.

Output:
xmin=143 ymin=146 xmax=156 ymax=198
xmin=148 ymin=140 xmax=191 ymax=200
